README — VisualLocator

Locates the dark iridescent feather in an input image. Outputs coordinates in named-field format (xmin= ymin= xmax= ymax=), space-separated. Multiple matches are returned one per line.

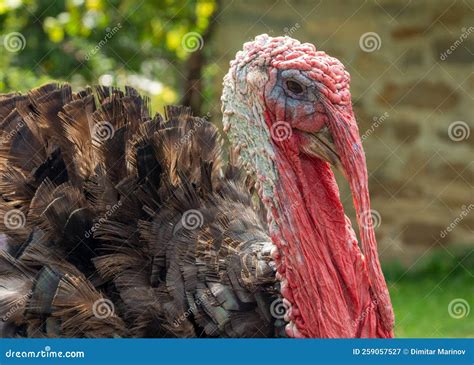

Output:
xmin=0 ymin=83 xmax=279 ymax=338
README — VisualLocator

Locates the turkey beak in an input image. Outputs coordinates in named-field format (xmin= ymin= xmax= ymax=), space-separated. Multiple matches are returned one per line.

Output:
xmin=302 ymin=127 xmax=344 ymax=174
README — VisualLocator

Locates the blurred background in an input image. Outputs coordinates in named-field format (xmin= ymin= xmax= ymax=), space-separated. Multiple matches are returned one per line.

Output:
xmin=0 ymin=0 xmax=472 ymax=337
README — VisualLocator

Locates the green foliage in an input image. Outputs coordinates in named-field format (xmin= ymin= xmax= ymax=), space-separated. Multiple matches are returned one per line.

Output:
xmin=391 ymin=273 xmax=473 ymax=337
xmin=385 ymin=248 xmax=474 ymax=337
xmin=383 ymin=247 xmax=473 ymax=281
xmin=0 ymin=0 xmax=217 ymax=111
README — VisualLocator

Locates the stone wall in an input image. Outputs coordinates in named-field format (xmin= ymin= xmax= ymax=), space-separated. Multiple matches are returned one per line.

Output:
xmin=210 ymin=0 xmax=473 ymax=262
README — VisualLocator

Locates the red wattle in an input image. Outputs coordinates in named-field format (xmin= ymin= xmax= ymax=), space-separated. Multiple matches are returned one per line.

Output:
xmin=263 ymin=110 xmax=393 ymax=338
xmin=323 ymin=101 xmax=395 ymax=333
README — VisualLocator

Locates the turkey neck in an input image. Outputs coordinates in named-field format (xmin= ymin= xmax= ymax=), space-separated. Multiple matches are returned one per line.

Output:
xmin=268 ymin=147 xmax=372 ymax=338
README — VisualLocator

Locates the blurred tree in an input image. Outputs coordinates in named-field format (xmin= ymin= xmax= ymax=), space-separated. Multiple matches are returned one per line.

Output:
xmin=0 ymin=0 xmax=219 ymax=112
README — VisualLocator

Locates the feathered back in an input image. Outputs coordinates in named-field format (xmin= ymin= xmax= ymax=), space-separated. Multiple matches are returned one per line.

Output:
xmin=0 ymin=84 xmax=278 ymax=338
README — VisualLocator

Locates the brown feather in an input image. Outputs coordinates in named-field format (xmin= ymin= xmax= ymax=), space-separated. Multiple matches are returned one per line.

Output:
xmin=0 ymin=84 xmax=278 ymax=338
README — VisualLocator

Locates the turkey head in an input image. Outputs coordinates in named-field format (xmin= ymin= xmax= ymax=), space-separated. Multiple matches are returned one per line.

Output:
xmin=222 ymin=34 xmax=394 ymax=338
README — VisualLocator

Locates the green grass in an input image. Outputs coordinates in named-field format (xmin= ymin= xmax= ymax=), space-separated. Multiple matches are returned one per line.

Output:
xmin=384 ymin=248 xmax=473 ymax=338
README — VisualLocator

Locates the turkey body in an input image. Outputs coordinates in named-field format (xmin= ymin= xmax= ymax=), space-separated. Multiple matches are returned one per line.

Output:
xmin=0 ymin=84 xmax=280 ymax=338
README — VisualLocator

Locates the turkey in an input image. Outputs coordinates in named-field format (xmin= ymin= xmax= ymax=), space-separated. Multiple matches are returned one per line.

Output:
xmin=0 ymin=34 xmax=394 ymax=338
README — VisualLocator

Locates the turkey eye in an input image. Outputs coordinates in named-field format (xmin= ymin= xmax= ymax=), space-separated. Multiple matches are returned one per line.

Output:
xmin=286 ymin=80 xmax=304 ymax=94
